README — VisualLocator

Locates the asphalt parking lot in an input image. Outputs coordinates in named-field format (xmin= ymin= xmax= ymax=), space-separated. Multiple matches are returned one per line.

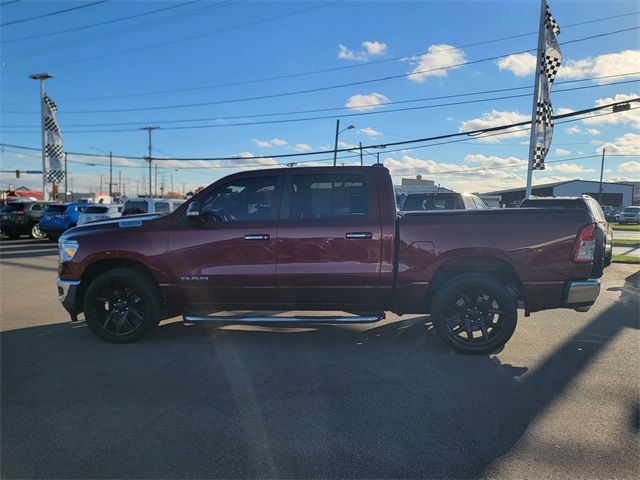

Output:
xmin=1 ymin=238 xmax=639 ymax=479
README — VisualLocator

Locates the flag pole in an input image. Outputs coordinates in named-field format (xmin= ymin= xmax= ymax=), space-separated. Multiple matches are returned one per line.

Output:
xmin=29 ymin=73 xmax=53 ymax=201
xmin=525 ymin=0 xmax=547 ymax=198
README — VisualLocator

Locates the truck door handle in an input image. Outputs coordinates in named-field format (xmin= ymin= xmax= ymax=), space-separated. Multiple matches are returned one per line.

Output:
xmin=244 ymin=234 xmax=270 ymax=241
xmin=345 ymin=232 xmax=372 ymax=240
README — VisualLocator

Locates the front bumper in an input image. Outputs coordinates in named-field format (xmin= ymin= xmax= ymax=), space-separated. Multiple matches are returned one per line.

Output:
xmin=562 ymin=279 xmax=601 ymax=312
xmin=56 ymin=277 xmax=81 ymax=321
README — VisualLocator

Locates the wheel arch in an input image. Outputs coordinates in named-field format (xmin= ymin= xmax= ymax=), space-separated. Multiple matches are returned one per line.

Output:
xmin=424 ymin=255 xmax=527 ymax=312
xmin=76 ymin=258 xmax=161 ymax=312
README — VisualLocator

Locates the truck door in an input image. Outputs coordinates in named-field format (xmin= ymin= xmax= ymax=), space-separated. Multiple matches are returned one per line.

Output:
xmin=167 ymin=174 xmax=282 ymax=308
xmin=275 ymin=172 xmax=384 ymax=309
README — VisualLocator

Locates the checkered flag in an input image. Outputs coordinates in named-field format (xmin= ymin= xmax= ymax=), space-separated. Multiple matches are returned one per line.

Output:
xmin=531 ymin=0 xmax=562 ymax=171
xmin=42 ymin=93 xmax=64 ymax=183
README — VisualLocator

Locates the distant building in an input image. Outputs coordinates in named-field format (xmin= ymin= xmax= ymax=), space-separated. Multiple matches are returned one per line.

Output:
xmin=485 ymin=180 xmax=635 ymax=208
xmin=622 ymin=181 xmax=640 ymax=205
xmin=394 ymin=176 xmax=452 ymax=196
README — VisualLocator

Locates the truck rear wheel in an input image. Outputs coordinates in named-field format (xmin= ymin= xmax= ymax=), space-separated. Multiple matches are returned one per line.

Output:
xmin=82 ymin=268 xmax=161 ymax=343
xmin=431 ymin=274 xmax=517 ymax=355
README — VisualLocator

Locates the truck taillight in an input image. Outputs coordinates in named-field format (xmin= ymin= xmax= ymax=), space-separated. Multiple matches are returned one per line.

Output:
xmin=573 ymin=223 xmax=596 ymax=263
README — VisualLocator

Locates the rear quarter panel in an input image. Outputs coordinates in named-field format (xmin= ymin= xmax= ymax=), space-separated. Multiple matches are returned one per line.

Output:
xmin=396 ymin=209 xmax=594 ymax=312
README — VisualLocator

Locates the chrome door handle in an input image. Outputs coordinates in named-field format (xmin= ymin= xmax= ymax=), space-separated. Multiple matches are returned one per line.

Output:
xmin=345 ymin=232 xmax=372 ymax=239
xmin=244 ymin=234 xmax=270 ymax=241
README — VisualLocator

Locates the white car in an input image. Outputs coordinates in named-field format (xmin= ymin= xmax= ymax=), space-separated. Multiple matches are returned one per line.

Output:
xmin=122 ymin=198 xmax=184 ymax=216
xmin=77 ymin=204 xmax=123 ymax=226
xmin=619 ymin=206 xmax=640 ymax=224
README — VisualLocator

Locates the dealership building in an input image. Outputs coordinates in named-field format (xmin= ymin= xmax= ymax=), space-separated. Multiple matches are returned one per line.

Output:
xmin=486 ymin=180 xmax=636 ymax=208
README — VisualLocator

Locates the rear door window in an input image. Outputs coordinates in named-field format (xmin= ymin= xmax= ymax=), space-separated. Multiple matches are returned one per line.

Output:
xmin=289 ymin=174 xmax=368 ymax=219
xmin=154 ymin=202 xmax=170 ymax=213
xmin=45 ymin=204 xmax=68 ymax=214
xmin=401 ymin=194 xmax=463 ymax=211
xmin=2 ymin=203 xmax=26 ymax=213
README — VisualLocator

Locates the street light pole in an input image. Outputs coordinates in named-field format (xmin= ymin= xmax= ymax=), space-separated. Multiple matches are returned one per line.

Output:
xmin=332 ymin=119 xmax=355 ymax=166
xmin=598 ymin=148 xmax=606 ymax=204
xmin=28 ymin=73 xmax=53 ymax=201
xmin=109 ymin=151 xmax=113 ymax=198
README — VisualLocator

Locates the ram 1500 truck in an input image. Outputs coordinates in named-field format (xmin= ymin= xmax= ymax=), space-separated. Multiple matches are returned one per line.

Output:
xmin=56 ymin=166 xmax=601 ymax=354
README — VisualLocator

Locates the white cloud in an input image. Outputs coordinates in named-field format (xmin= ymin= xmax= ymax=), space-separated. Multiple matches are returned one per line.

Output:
xmin=359 ymin=126 xmax=382 ymax=138
xmin=338 ymin=40 xmax=387 ymax=61
xmin=464 ymin=154 xmax=526 ymax=168
xmin=547 ymin=163 xmax=594 ymax=174
xmin=408 ymin=44 xmax=466 ymax=82
xmin=565 ymin=125 xmax=582 ymax=135
xmin=251 ymin=139 xmax=271 ymax=148
xmin=497 ymin=52 xmax=535 ymax=76
xmin=556 ymin=107 xmax=575 ymax=115
xmin=458 ymin=110 xmax=530 ymax=143
xmin=564 ymin=125 xmax=601 ymax=136
xmin=362 ymin=40 xmax=387 ymax=56
xmin=385 ymin=155 xmax=522 ymax=181
xmin=581 ymin=93 xmax=640 ymax=129
xmin=294 ymin=143 xmax=312 ymax=152
xmin=598 ymin=133 xmax=640 ymax=155
xmin=618 ymin=161 xmax=640 ymax=173
xmin=345 ymin=92 xmax=389 ymax=111
xmin=555 ymin=148 xmax=571 ymax=156
xmin=586 ymin=128 xmax=602 ymax=136
xmin=251 ymin=138 xmax=288 ymax=148
xmin=497 ymin=49 xmax=640 ymax=83
xmin=338 ymin=141 xmax=357 ymax=150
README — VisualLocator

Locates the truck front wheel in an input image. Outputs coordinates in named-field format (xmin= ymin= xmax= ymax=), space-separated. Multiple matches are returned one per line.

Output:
xmin=431 ymin=274 xmax=517 ymax=355
xmin=83 ymin=268 xmax=161 ymax=343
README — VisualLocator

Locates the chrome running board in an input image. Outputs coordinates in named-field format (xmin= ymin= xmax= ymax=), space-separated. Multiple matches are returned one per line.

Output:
xmin=183 ymin=313 xmax=384 ymax=324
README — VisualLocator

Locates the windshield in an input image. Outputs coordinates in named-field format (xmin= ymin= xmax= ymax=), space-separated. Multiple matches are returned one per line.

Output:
xmin=44 ymin=204 xmax=69 ymax=213
xmin=623 ymin=207 xmax=640 ymax=212
xmin=2 ymin=203 xmax=26 ymax=212
xmin=82 ymin=206 xmax=109 ymax=214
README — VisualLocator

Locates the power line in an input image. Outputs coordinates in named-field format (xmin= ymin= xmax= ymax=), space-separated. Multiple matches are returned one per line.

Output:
xmin=3 ymin=98 xmax=635 ymax=162
xmin=3 ymin=75 xmax=637 ymax=131
xmin=0 ymin=1 xmax=109 ymax=27
xmin=3 ymin=1 xmax=239 ymax=61
xmin=3 ymin=0 xmax=343 ymax=72
xmin=3 ymin=9 xmax=638 ymax=105
xmin=0 ymin=1 xmax=22 ymax=7
xmin=7 ymin=25 xmax=637 ymax=117
xmin=2 ymin=0 xmax=201 ymax=43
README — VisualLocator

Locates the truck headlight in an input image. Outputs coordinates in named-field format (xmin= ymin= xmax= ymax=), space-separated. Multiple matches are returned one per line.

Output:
xmin=59 ymin=240 xmax=79 ymax=262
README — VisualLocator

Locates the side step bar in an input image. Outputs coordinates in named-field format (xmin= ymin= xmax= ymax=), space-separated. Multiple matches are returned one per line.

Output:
xmin=183 ymin=313 xmax=385 ymax=324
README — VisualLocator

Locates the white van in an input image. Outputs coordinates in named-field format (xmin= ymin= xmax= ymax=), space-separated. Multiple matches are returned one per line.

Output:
xmin=122 ymin=198 xmax=184 ymax=216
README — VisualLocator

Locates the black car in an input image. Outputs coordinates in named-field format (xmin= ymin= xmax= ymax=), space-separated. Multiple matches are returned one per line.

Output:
xmin=519 ymin=195 xmax=612 ymax=276
xmin=0 ymin=201 xmax=48 ymax=239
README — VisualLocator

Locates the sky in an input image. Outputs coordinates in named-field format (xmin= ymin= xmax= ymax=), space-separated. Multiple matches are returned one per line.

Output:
xmin=1 ymin=0 xmax=639 ymax=196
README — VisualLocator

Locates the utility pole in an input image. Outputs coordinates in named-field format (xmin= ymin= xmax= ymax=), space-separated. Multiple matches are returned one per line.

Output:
xmin=376 ymin=152 xmax=380 ymax=165
xmin=155 ymin=164 xmax=158 ymax=197
xmin=333 ymin=119 xmax=340 ymax=167
xmin=598 ymin=148 xmax=606 ymax=204
xmin=141 ymin=126 xmax=159 ymax=197
xmin=99 ymin=174 xmax=104 ymax=195
xmin=108 ymin=151 xmax=113 ymax=198
xmin=28 ymin=73 xmax=53 ymax=201
xmin=359 ymin=142 xmax=363 ymax=166
xmin=118 ymin=170 xmax=122 ymax=198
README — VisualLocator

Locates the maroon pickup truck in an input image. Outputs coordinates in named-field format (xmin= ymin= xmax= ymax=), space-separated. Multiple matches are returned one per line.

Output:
xmin=56 ymin=166 xmax=601 ymax=354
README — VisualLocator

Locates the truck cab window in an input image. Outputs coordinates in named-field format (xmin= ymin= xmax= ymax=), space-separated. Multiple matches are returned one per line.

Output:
xmin=290 ymin=174 xmax=368 ymax=219
xmin=199 ymin=176 xmax=279 ymax=221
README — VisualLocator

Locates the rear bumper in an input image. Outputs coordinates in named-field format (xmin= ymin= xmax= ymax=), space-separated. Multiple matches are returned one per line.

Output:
xmin=56 ymin=277 xmax=81 ymax=320
xmin=562 ymin=279 xmax=601 ymax=312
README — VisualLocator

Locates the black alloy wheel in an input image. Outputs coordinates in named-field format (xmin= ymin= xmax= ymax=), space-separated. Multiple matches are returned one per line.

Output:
xmin=83 ymin=268 xmax=160 ymax=343
xmin=431 ymin=274 xmax=517 ymax=355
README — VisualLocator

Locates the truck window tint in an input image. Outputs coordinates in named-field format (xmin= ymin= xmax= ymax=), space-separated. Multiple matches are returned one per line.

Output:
xmin=473 ymin=196 xmax=488 ymax=209
xmin=401 ymin=193 xmax=462 ymax=211
xmin=290 ymin=174 xmax=368 ymax=219
xmin=462 ymin=196 xmax=476 ymax=209
xmin=200 ymin=176 xmax=278 ymax=221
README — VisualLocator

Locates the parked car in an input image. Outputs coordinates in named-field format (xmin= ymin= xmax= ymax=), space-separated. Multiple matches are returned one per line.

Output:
xmin=77 ymin=204 xmax=123 ymax=226
xmin=600 ymin=205 xmax=621 ymax=223
xmin=519 ymin=195 xmax=613 ymax=274
xmin=39 ymin=203 xmax=82 ymax=241
xmin=0 ymin=201 xmax=48 ymax=239
xmin=400 ymin=192 xmax=488 ymax=211
xmin=122 ymin=198 xmax=183 ymax=216
xmin=618 ymin=206 xmax=640 ymax=224
xmin=56 ymin=166 xmax=603 ymax=354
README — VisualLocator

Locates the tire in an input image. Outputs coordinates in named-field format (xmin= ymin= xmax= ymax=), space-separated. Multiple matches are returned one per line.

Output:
xmin=83 ymin=268 xmax=161 ymax=343
xmin=431 ymin=274 xmax=517 ymax=355
xmin=30 ymin=223 xmax=45 ymax=240
xmin=605 ymin=250 xmax=613 ymax=268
